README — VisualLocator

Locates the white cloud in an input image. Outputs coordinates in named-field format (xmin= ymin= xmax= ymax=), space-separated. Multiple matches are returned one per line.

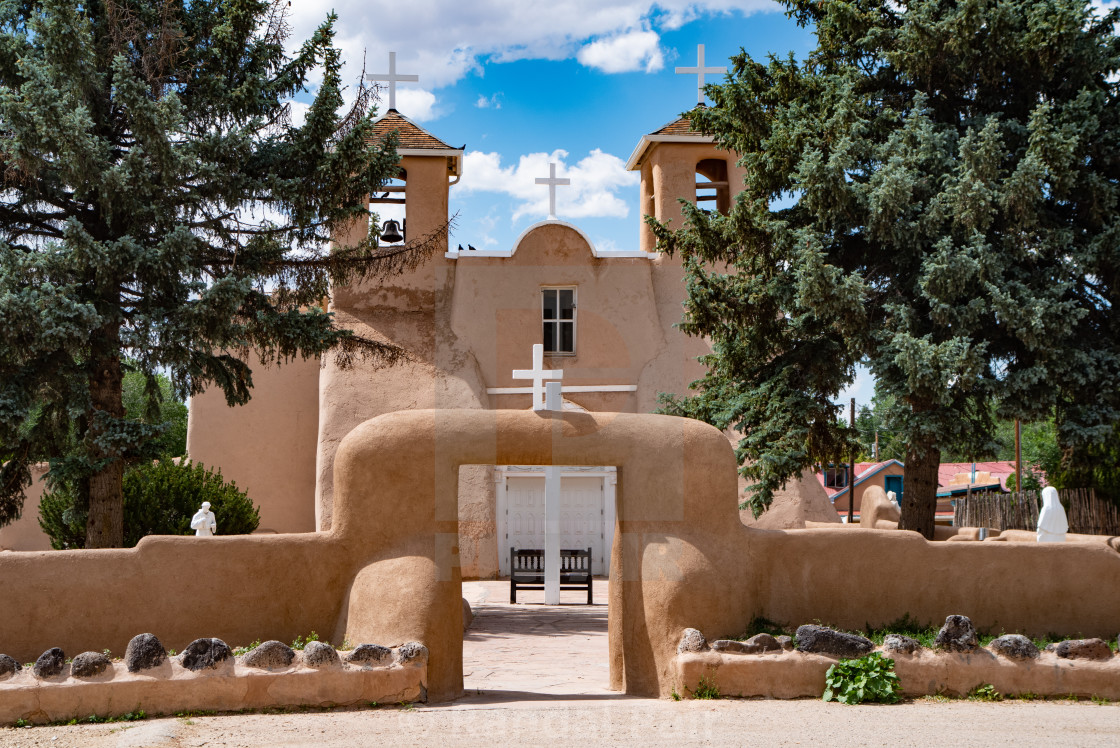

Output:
xmin=836 ymin=364 xmax=876 ymax=408
xmin=577 ymin=29 xmax=663 ymax=73
xmin=475 ymin=93 xmax=503 ymax=109
xmin=287 ymin=100 xmax=311 ymax=128
xmin=394 ymin=88 xmax=440 ymax=121
xmin=287 ymin=2 xmax=777 ymax=93
xmin=458 ymin=148 xmax=638 ymax=222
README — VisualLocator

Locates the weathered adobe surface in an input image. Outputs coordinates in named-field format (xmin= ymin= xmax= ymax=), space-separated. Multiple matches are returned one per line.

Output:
xmin=2 ymin=411 xmax=1120 ymax=702
xmin=674 ymin=649 xmax=1120 ymax=701
xmin=0 ymin=646 xmax=427 ymax=725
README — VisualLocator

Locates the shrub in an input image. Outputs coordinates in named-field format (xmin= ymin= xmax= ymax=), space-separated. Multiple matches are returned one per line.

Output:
xmin=823 ymin=652 xmax=901 ymax=705
xmin=690 ymin=674 xmax=721 ymax=700
xmin=968 ymin=684 xmax=1002 ymax=702
xmin=39 ymin=460 xmax=259 ymax=548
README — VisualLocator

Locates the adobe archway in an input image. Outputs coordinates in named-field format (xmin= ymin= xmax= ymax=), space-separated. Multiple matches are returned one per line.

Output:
xmin=329 ymin=408 xmax=743 ymax=701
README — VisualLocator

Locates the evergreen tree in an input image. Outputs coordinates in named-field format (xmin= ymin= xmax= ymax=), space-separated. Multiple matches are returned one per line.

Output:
xmin=0 ymin=1 xmax=431 ymax=545
xmin=655 ymin=0 xmax=1120 ymax=538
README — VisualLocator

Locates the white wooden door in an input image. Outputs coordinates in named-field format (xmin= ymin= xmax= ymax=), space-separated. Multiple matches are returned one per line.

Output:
xmin=503 ymin=475 xmax=605 ymax=575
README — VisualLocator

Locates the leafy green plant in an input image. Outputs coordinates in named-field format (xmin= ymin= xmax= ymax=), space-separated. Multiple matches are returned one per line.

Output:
xmin=291 ymin=632 xmax=320 ymax=651
xmin=691 ymin=674 xmax=721 ymax=700
xmin=39 ymin=460 xmax=259 ymax=549
xmin=968 ymin=684 xmax=1002 ymax=702
xmin=671 ymin=690 xmax=682 ymax=702
xmin=14 ymin=718 xmax=28 ymax=727
xmin=823 ymin=652 xmax=901 ymax=705
xmin=233 ymin=640 xmax=262 ymax=657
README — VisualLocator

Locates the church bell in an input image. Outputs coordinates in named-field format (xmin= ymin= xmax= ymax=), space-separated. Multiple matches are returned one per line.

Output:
xmin=380 ymin=219 xmax=404 ymax=244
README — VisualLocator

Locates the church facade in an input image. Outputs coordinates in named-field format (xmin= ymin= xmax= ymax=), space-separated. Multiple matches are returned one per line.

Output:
xmin=185 ymin=104 xmax=818 ymax=578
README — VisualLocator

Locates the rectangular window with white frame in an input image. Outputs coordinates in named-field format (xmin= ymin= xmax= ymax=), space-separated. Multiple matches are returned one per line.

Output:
xmin=542 ymin=287 xmax=576 ymax=355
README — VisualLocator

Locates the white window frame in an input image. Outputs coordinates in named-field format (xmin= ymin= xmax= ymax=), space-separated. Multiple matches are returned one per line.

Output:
xmin=541 ymin=286 xmax=577 ymax=356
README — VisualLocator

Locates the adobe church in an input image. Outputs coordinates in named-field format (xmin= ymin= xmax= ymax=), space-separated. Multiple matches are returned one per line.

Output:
xmin=185 ymin=53 xmax=832 ymax=579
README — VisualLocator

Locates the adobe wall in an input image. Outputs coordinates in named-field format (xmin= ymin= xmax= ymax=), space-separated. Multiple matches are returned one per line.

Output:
xmin=1 ymin=409 xmax=1120 ymax=703
xmin=315 ymin=154 xmax=492 ymax=543
xmin=0 ymin=463 xmax=51 ymax=552
xmin=186 ymin=351 xmax=321 ymax=534
xmin=315 ymin=216 xmax=765 ymax=578
xmin=675 ymin=649 xmax=1120 ymax=700
xmin=0 ymin=647 xmax=426 ymax=725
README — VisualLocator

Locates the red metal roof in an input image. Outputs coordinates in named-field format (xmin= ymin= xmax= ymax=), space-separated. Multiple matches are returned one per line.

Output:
xmin=815 ymin=459 xmax=1042 ymax=499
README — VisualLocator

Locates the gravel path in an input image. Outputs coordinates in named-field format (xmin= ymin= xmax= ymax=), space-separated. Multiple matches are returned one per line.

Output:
xmin=2 ymin=699 xmax=1119 ymax=747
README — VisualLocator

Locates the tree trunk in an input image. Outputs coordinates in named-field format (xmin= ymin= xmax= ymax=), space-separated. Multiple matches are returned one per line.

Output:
xmin=85 ymin=321 xmax=125 ymax=548
xmin=899 ymin=437 xmax=940 ymax=540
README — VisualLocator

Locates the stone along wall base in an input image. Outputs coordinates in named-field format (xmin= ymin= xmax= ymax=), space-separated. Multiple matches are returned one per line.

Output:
xmin=674 ymin=650 xmax=1120 ymax=700
xmin=0 ymin=653 xmax=427 ymax=725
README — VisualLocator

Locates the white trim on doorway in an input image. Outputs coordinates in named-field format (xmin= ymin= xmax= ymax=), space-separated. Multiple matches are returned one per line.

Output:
xmin=494 ymin=465 xmax=617 ymax=577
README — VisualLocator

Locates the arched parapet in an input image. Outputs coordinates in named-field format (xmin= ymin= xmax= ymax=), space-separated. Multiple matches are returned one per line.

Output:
xmin=444 ymin=219 xmax=652 ymax=259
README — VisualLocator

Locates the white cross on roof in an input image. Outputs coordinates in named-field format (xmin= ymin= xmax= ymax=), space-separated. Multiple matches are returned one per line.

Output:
xmin=675 ymin=44 xmax=726 ymax=105
xmin=366 ymin=51 xmax=419 ymax=112
xmin=512 ymin=344 xmax=564 ymax=411
xmin=534 ymin=162 xmax=570 ymax=221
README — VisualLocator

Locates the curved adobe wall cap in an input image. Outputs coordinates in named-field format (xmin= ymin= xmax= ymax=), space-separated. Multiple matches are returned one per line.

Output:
xmin=445 ymin=219 xmax=651 ymax=259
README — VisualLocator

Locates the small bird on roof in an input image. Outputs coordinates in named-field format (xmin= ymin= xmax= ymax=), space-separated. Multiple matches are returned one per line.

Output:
xmin=468 ymin=244 xmax=477 ymax=251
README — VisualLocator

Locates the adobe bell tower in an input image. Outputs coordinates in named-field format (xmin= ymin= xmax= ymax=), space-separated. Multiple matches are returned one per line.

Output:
xmin=625 ymin=44 xmax=747 ymax=253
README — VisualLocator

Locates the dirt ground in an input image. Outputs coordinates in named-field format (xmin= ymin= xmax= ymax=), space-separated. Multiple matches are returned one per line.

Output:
xmin=3 ymin=581 xmax=1119 ymax=747
xmin=2 ymin=699 xmax=1119 ymax=748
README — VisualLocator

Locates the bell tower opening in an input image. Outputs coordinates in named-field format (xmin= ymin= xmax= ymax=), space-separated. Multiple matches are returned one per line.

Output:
xmin=371 ymin=171 xmax=407 ymax=243
xmin=696 ymin=158 xmax=731 ymax=215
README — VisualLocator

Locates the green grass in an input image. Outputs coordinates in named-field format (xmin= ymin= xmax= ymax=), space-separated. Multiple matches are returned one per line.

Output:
xmin=58 ymin=710 xmax=146 ymax=726
xmin=691 ymin=674 xmax=721 ymax=700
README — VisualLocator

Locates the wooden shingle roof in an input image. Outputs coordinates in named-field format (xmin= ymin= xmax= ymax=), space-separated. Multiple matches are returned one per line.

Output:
xmin=370 ymin=110 xmax=456 ymax=151
xmin=651 ymin=114 xmax=697 ymax=136
xmin=625 ymin=107 xmax=715 ymax=171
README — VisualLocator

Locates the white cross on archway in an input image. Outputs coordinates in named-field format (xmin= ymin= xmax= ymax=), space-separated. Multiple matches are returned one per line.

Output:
xmin=535 ymin=162 xmax=570 ymax=220
xmin=675 ymin=44 xmax=726 ymax=105
xmin=511 ymin=344 xmax=567 ymax=603
xmin=512 ymin=343 xmax=564 ymax=411
xmin=366 ymin=51 xmax=419 ymax=111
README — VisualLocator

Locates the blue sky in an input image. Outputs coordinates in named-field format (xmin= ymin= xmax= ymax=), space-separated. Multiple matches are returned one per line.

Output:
xmin=286 ymin=2 xmax=810 ymax=250
xmin=285 ymin=0 xmax=1119 ymax=409
xmin=283 ymin=1 xmax=855 ymax=403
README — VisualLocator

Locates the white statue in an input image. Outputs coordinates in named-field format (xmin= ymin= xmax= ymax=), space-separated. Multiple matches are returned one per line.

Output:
xmin=191 ymin=501 xmax=217 ymax=537
xmin=887 ymin=491 xmax=899 ymax=507
xmin=1036 ymin=487 xmax=1068 ymax=543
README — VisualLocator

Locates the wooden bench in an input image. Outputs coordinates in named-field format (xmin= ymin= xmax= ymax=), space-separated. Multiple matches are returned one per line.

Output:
xmin=510 ymin=547 xmax=593 ymax=604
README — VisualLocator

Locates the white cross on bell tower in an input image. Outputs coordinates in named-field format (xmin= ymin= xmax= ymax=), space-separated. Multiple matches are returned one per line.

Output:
xmin=366 ymin=51 xmax=419 ymax=111
xmin=535 ymin=162 xmax=570 ymax=221
xmin=675 ymin=44 xmax=726 ymax=105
